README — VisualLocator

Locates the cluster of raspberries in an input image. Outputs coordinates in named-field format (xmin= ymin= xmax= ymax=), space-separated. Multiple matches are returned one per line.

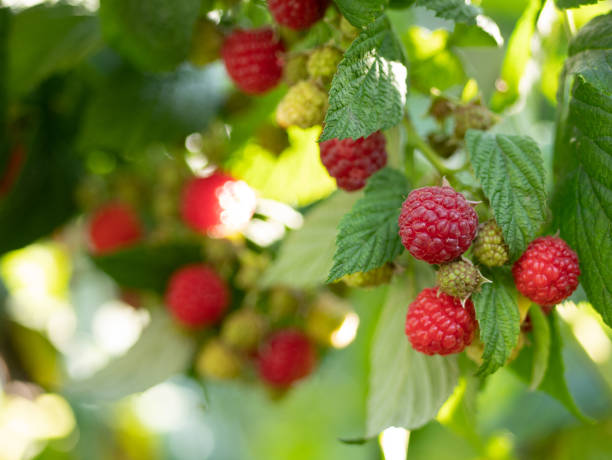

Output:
xmin=398 ymin=183 xmax=580 ymax=356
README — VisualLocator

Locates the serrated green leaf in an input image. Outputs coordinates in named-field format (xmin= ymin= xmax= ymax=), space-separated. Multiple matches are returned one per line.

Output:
xmin=7 ymin=3 xmax=101 ymax=96
xmin=261 ymin=192 xmax=360 ymax=289
xmin=552 ymin=13 xmax=612 ymax=326
xmin=333 ymin=0 xmax=388 ymax=27
xmin=490 ymin=0 xmax=544 ymax=112
xmin=64 ymin=310 xmax=195 ymax=402
xmin=320 ymin=15 xmax=407 ymax=142
xmin=366 ymin=273 xmax=459 ymax=436
xmin=99 ymin=0 xmax=200 ymax=72
xmin=327 ymin=168 xmax=408 ymax=283
xmin=415 ymin=0 xmax=481 ymax=25
xmin=467 ymin=130 xmax=547 ymax=260
xmin=92 ymin=241 xmax=202 ymax=293
xmin=472 ymin=268 xmax=520 ymax=376
xmin=529 ymin=304 xmax=550 ymax=390
xmin=555 ymin=0 xmax=598 ymax=8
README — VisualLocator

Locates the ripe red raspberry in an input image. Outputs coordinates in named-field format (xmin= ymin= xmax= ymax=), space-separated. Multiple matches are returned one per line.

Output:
xmin=512 ymin=236 xmax=580 ymax=307
xmin=398 ymin=185 xmax=478 ymax=264
xmin=88 ymin=203 xmax=143 ymax=254
xmin=319 ymin=131 xmax=387 ymax=191
xmin=181 ymin=172 xmax=256 ymax=238
xmin=268 ymin=0 xmax=329 ymax=30
xmin=405 ymin=287 xmax=477 ymax=356
xmin=165 ymin=264 xmax=230 ymax=328
xmin=258 ymin=329 xmax=316 ymax=388
xmin=222 ymin=28 xmax=284 ymax=94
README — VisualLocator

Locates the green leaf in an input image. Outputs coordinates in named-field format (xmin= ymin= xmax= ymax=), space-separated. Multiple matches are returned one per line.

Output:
xmin=7 ymin=3 xmax=101 ymax=96
xmin=415 ymin=0 xmax=481 ymax=25
xmin=92 ymin=241 xmax=202 ymax=293
xmin=79 ymin=63 xmax=227 ymax=155
xmin=552 ymin=13 xmax=612 ymax=326
xmin=327 ymin=168 xmax=409 ymax=283
xmin=490 ymin=0 xmax=544 ymax=111
xmin=261 ymin=192 xmax=360 ymax=289
xmin=333 ymin=0 xmax=388 ymax=27
xmin=529 ymin=304 xmax=550 ymax=390
xmin=555 ymin=0 xmax=598 ymax=8
xmin=64 ymin=310 xmax=195 ymax=402
xmin=99 ymin=0 xmax=200 ymax=72
xmin=472 ymin=268 xmax=521 ymax=376
xmin=467 ymin=130 xmax=547 ymax=260
xmin=320 ymin=15 xmax=407 ymax=142
xmin=448 ymin=19 xmax=504 ymax=48
xmin=366 ymin=273 xmax=459 ymax=436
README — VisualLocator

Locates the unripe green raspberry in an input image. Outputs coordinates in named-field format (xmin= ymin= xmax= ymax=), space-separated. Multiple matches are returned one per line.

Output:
xmin=266 ymin=287 xmax=300 ymax=322
xmin=283 ymin=54 xmax=309 ymax=86
xmin=307 ymin=46 xmax=342 ymax=81
xmin=473 ymin=220 xmax=510 ymax=267
xmin=305 ymin=293 xmax=352 ymax=346
xmin=189 ymin=18 xmax=223 ymax=67
xmin=276 ymin=81 xmax=328 ymax=129
xmin=339 ymin=16 xmax=359 ymax=41
xmin=342 ymin=263 xmax=394 ymax=287
xmin=437 ymin=259 xmax=486 ymax=300
xmin=196 ymin=339 xmax=242 ymax=380
xmin=453 ymin=103 xmax=497 ymax=139
xmin=221 ymin=308 xmax=266 ymax=352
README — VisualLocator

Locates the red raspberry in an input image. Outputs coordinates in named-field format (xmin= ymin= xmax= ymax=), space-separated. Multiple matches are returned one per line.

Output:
xmin=268 ymin=0 xmax=329 ymax=30
xmin=165 ymin=264 xmax=230 ymax=328
xmin=258 ymin=329 xmax=316 ymax=388
xmin=319 ymin=132 xmax=387 ymax=191
xmin=222 ymin=28 xmax=285 ymax=94
xmin=181 ymin=172 xmax=256 ymax=238
xmin=88 ymin=203 xmax=143 ymax=254
xmin=512 ymin=236 xmax=580 ymax=307
xmin=398 ymin=185 xmax=478 ymax=264
xmin=405 ymin=287 xmax=477 ymax=356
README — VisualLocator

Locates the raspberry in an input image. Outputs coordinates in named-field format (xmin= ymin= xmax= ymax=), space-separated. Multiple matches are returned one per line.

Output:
xmin=472 ymin=219 xmax=509 ymax=267
xmin=398 ymin=185 xmax=478 ymax=264
xmin=221 ymin=308 xmax=267 ymax=352
xmin=512 ymin=236 xmax=580 ymax=307
xmin=266 ymin=287 xmax=300 ymax=322
xmin=181 ymin=172 xmax=256 ymax=238
xmin=222 ymin=28 xmax=284 ymax=94
xmin=437 ymin=259 xmax=485 ymax=300
xmin=189 ymin=18 xmax=223 ymax=67
xmin=258 ymin=329 xmax=316 ymax=387
xmin=268 ymin=0 xmax=329 ymax=30
xmin=305 ymin=293 xmax=351 ymax=346
xmin=283 ymin=54 xmax=309 ymax=86
xmin=88 ymin=203 xmax=143 ymax=254
xmin=276 ymin=80 xmax=328 ymax=129
xmin=307 ymin=46 xmax=342 ymax=81
xmin=342 ymin=263 xmax=394 ymax=287
xmin=319 ymin=131 xmax=387 ymax=191
xmin=405 ymin=287 xmax=477 ymax=355
xmin=453 ymin=102 xmax=497 ymax=139
xmin=196 ymin=339 xmax=242 ymax=380
xmin=165 ymin=264 xmax=230 ymax=328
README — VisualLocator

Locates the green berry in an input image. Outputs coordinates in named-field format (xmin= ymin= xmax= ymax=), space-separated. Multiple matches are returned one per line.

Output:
xmin=276 ymin=81 xmax=328 ymax=129
xmin=339 ymin=16 xmax=359 ymax=41
xmin=307 ymin=46 xmax=342 ymax=81
xmin=189 ymin=18 xmax=223 ymax=67
xmin=221 ymin=308 xmax=266 ymax=352
xmin=453 ymin=103 xmax=497 ymax=139
xmin=267 ymin=287 xmax=300 ymax=322
xmin=473 ymin=220 xmax=510 ymax=267
xmin=342 ymin=263 xmax=394 ymax=287
xmin=196 ymin=339 xmax=242 ymax=380
xmin=436 ymin=259 xmax=486 ymax=300
xmin=305 ymin=293 xmax=351 ymax=346
xmin=283 ymin=54 xmax=309 ymax=86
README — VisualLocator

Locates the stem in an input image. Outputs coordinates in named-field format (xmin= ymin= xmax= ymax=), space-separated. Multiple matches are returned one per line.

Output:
xmin=403 ymin=143 xmax=415 ymax=182
xmin=402 ymin=117 xmax=458 ymax=177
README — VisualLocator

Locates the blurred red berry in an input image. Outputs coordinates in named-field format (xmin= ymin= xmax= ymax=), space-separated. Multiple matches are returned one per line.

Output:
xmin=222 ymin=28 xmax=285 ymax=94
xmin=88 ymin=203 xmax=143 ymax=254
xmin=165 ymin=264 xmax=230 ymax=328
xmin=405 ymin=287 xmax=477 ymax=356
xmin=268 ymin=0 xmax=329 ymax=30
xmin=512 ymin=236 xmax=580 ymax=307
xmin=258 ymin=329 xmax=316 ymax=387
xmin=319 ymin=131 xmax=387 ymax=191
xmin=181 ymin=172 xmax=256 ymax=238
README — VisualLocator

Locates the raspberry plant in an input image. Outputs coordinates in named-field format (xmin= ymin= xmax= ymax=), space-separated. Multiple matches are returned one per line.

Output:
xmin=0 ymin=1 xmax=611 ymax=459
